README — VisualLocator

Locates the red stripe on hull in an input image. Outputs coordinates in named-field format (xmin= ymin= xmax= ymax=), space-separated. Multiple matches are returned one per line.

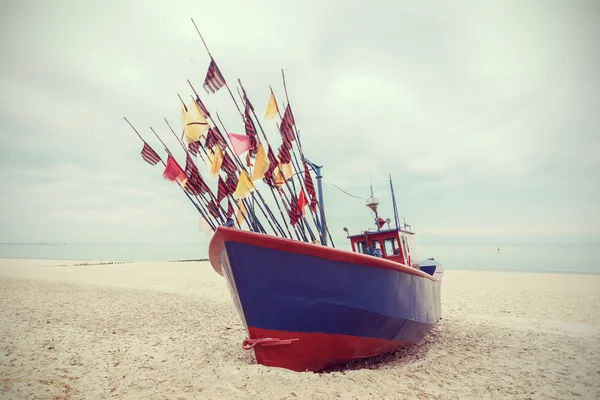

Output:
xmin=246 ymin=327 xmax=411 ymax=372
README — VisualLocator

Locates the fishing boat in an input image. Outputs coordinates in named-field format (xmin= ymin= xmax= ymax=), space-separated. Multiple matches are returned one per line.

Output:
xmin=126 ymin=18 xmax=443 ymax=372
xmin=208 ymin=182 xmax=444 ymax=372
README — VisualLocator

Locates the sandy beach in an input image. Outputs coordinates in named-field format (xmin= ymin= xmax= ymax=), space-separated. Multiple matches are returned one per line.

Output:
xmin=0 ymin=259 xmax=599 ymax=400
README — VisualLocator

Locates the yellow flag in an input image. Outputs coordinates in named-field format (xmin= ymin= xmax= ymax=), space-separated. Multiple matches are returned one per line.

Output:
xmin=273 ymin=166 xmax=285 ymax=187
xmin=236 ymin=200 xmax=247 ymax=226
xmin=208 ymin=145 xmax=223 ymax=177
xmin=233 ymin=169 xmax=255 ymax=200
xmin=182 ymin=102 xmax=209 ymax=144
xmin=280 ymin=162 xmax=294 ymax=180
xmin=251 ymin=143 xmax=270 ymax=181
xmin=264 ymin=91 xmax=278 ymax=120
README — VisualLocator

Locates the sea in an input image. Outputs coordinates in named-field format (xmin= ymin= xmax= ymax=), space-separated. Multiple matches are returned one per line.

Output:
xmin=0 ymin=236 xmax=598 ymax=275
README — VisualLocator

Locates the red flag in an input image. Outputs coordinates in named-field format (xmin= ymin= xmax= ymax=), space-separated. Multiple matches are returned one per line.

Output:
xmin=162 ymin=156 xmax=187 ymax=183
xmin=377 ymin=217 xmax=386 ymax=229
xmin=227 ymin=133 xmax=252 ymax=156
xmin=298 ymin=190 xmax=308 ymax=217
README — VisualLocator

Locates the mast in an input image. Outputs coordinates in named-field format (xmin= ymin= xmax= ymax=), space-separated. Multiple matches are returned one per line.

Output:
xmin=304 ymin=158 xmax=328 ymax=246
xmin=389 ymin=173 xmax=400 ymax=230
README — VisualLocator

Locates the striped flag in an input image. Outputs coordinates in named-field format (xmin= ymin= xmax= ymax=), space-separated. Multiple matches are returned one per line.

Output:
xmin=303 ymin=161 xmax=318 ymax=212
xmin=203 ymin=59 xmax=226 ymax=94
xmin=225 ymin=174 xmax=238 ymax=194
xmin=226 ymin=199 xmax=234 ymax=219
xmin=263 ymin=145 xmax=278 ymax=188
xmin=205 ymin=127 xmax=218 ymax=149
xmin=278 ymin=143 xmax=291 ymax=164
xmin=216 ymin=176 xmax=229 ymax=203
xmin=221 ymin=151 xmax=237 ymax=176
xmin=207 ymin=200 xmax=221 ymax=219
xmin=279 ymin=104 xmax=296 ymax=144
xmin=195 ymin=96 xmax=210 ymax=118
xmin=212 ymin=126 xmax=227 ymax=149
xmin=289 ymin=196 xmax=302 ymax=226
xmin=185 ymin=153 xmax=209 ymax=195
xmin=188 ymin=141 xmax=201 ymax=156
xmin=141 ymin=142 xmax=161 ymax=165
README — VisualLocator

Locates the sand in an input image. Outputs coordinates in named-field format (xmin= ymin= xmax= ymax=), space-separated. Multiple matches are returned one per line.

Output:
xmin=0 ymin=259 xmax=599 ymax=400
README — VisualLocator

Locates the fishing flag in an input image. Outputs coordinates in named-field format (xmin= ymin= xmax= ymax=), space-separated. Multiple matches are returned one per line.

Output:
xmin=199 ymin=217 xmax=213 ymax=235
xmin=141 ymin=142 xmax=161 ymax=165
xmin=212 ymin=126 xmax=227 ymax=149
xmin=220 ymin=151 xmax=237 ymax=176
xmin=263 ymin=145 xmax=278 ymax=188
xmin=251 ymin=143 xmax=270 ymax=181
xmin=279 ymin=104 xmax=296 ymax=144
xmin=203 ymin=58 xmax=226 ymax=94
xmin=184 ymin=153 xmax=209 ymax=195
xmin=204 ymin=127 xmax=218 ymax=149
xmin=280 ymin=162 xmax=293 ymax=180
xmin=289 ymin=196 xmax=302 ymax=226
xmin=207 ymin=200 xmax=221 ymax=219
xmin=244 ymin=107 xmax=258 ymax=154
xmin=236 ymin=199 xmax=247 ymax=226
xmin=225 ymin=173 xmax=238 ymax=194
xmin=233 ymin=170 xmax=254 ymax=200
xmin=264 ymin=91 xmax=278 ymax=120
xmin=163 ymin=155 xmax=187 ymax=185
xmin=216 ymin=176 xmax=229 ymax=203
xmin=278 ymin=143 xmax=291 ymax=164
xmin=188 ymin=141 xmax=201 ymax=156
xmin=208 ymin=144 xmax=223 ymax=177
xmin=195 ymin=96 xmax=210 ymax=118
xmin=298 ymin=190 xmax=308 ymax=217
xmin=303 ymin=160 xmax=318 ymax=212
xmin=226 ymin=199 xmax=234 ymax=219
xmin=181 ymin=102 xmax=209 ymax=144
xmin=227 ymin=133 xmax=252 ymax=156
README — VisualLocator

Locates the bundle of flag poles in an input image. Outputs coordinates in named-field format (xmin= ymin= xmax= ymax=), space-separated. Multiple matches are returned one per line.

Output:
xmin=124 ymin=19 xmax=334 ymax=247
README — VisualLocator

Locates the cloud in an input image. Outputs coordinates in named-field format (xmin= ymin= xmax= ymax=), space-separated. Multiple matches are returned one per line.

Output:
xmin=0 ymin=0 xmax=599 ymax=249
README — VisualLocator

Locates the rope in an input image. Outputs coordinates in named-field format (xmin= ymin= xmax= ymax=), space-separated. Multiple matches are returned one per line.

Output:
xmin=242 ymin=337 xmax=299 ymax=349
xmin=322 ymin=175 xmax=364 ymax=200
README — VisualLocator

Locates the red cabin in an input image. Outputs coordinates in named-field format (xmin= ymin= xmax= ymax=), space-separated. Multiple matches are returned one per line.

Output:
xmin=347 ymin=228 xmax=418 ymax=267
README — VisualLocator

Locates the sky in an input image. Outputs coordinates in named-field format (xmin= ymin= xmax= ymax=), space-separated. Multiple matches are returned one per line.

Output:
xmin=0 ymin=0 xmax=599 ymax=248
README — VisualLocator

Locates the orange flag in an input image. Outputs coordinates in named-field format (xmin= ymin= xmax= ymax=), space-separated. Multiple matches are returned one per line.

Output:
xmin=236 ymin=200 xmax=247 ymax=226
xmin=251 ymin=143 xmax=270 ymax=181
xmin=233 ymin=170 xmax=255 ymax=200
xmin=264 ymin=91 xmax=278 ymax=120
xmin=208 ymin=144 xmax=223 ymax=177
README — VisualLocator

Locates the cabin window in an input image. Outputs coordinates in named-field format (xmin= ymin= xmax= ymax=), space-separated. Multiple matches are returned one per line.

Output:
xmin=355 ymin=241 xmax=369 ymax=254
xmin=383 ymin=238 xmax=399 ymax=256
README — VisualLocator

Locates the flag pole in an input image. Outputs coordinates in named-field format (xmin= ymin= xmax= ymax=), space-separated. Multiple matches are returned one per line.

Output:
xmin=157 ymin=123 xmax=238 ymax=230
xmin=280 ymin=70 xmax=334 ymax=247
xmin=237 ymin=80 xmax=314 ymax=242
xmin=123 ymin=117 xmax=216 ymax=231
xmin=191 ymin=18 xmax=244 ymax=118
xmin=148 ymin=126 xmax=223 ymax=228
xmin=163 ymin=117 xmax=253 ymax=232
xmin=185 ymin=83 xmax=288 ymax=238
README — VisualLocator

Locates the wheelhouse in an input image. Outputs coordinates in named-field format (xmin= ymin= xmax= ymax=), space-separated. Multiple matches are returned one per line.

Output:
xmin=348 ymin=228 xmax=418 ymax=267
